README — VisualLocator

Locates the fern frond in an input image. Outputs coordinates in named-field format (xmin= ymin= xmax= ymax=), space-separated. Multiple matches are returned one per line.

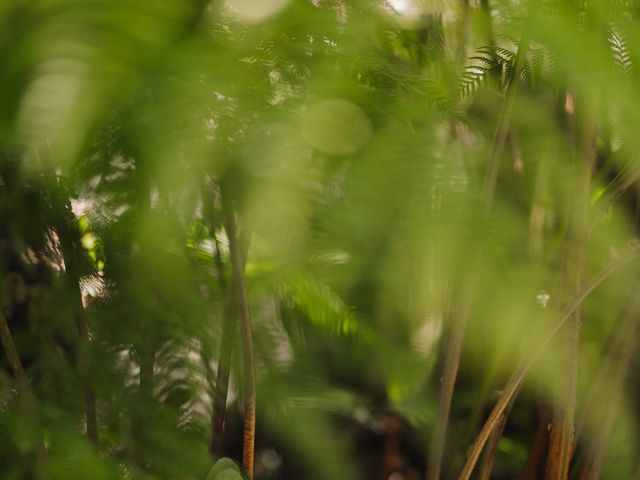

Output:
xmin=522 ymin=59 xmax=534 ymax=90
xmin=608 ymin=26 xmax=632 ymax=75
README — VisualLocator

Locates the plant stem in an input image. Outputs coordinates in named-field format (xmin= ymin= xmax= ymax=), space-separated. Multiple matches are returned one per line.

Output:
xmin=0 ymin=308 xmax=25 ymax=379
xmin=209 ymin=188 xmax=251 ymax=458
xmin=56 ymin=206 xmax=99 ymax=445
xmin=457 ymin=248 xmax=640 ymax=480
xmin=427 ymin=291 xmax=468 ymax=480
xmin=224 ymin=204 xmax=256 ymax=479
xmin=483 ymin=36 xmax=529 ymax=213
xmin=545 ymin=90 xmax=595 ymax=480
xmin=428 ymin=35 xmax=528 ymax=480
xmin=522 ymin=405 xmax=550 ymax=480
xmin=40 ymin=169 xmax=98 ymax=445
xmin=0 ymin=308 xmax=48 ymax=474
xmin=209 ymin=266 xmax=238 ymax=457
xmin=477 ymin=404 xmax=509 ymax=480
xmin=37 ymin=146 xmax=98 ymax=445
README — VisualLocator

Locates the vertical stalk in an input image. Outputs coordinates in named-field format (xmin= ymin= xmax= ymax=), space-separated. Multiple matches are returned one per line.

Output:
xmin=209 ymin=264 xmax=237 ymax=457
xmin=479 ymin=0 xmax=496 ymax=51
xmin=0 ymin=308 xmax=47 ymax=473
xmin=0 ymin=308 xmax=25 ymax=378
xmin=427 ymin=36 xmax=528 ymax=480
xmin=456 ymin=0 xmax=470 ymax=63
xmin=544 ymin=90 xmax=595 ymax=480
xmin=37 ymin=150 xmax=98 ymax=445
xmin=483 ymin=37 xmax=529 ymax=213
xmin=427 ymin=294 xmax=468 ymax=480
xmin=224 ymin=203 xmax=256 ymax=479
xmin=53 ymin=197 xmax=99 ymax=445
xmin=477 ymin=407 xmax=509 ymax=480
xmin=522 ymin=406 xmax=550 ymax=480
xmin=38 ymin=149 xmax=98 ymax=446
xmin=209 ymin=187 xmax=251 ymax=458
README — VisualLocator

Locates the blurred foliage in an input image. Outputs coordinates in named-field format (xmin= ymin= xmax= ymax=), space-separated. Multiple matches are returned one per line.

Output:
xmin=1 ymin=0 xmax=640 ymax=479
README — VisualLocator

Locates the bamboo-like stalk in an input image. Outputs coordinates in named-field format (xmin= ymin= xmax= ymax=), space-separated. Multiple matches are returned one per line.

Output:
xmin=209 ymin=262 xmax=238 ymax=457
xmin=477 ymin=405 xmax=509 ymax=480
xmin=209 ymin=188 xmax=252 ymax=458
xmin=545 ymin=89 xmax=595 ymax=480
xmin=457 ymin=249 xmax=640 ymax=480
xmin=427 ymin=300 xmax=467 ymax=480
xmin=427 ymin=36 xmax=528 ymax=480
xmin=521 ymin=406 xmax=550 ymax=480
xmin=224 ymin=206 xmax=256 ymax=479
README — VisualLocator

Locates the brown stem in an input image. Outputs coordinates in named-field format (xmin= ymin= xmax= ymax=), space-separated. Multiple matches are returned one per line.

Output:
xmin=427 ymin=36 xmax=529 ymax=480
xmin=210 ymin=279 xmax=238 ymax=457
xmin=521 ymin=405 xmax=550 ymax=480
xmin=209 ymin=195 xmax=251 ymax=458
xmin=545 ymin=89 xmax=595 ymax=480
xmin=224 ymin=205 xmax=256 ymax=479
xmin=427 ymin=293 xmax=469 ymax=480
xmin=0 ymin=308 xmax=25 ymax=379
xmin=477 ymin=403 xmax=510 ymax=480
xmin=457 ymin=249 xmax=640 ymax=480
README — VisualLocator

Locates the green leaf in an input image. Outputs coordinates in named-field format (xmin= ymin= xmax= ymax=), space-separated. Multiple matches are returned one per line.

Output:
xmin=205 ymin=458 xmax=243 ymax=480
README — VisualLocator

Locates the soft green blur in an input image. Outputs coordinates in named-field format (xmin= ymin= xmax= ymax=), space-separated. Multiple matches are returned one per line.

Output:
xmin=0 ymin=0 xmax=639 ymax=479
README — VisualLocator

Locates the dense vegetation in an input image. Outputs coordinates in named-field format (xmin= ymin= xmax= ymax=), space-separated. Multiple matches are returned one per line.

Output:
xmin=1 ymin=0 xmax=639 ymax=478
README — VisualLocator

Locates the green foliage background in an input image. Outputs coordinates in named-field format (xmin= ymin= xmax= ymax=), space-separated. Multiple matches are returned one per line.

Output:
xmin=0 ymin=0 xmax=639 ymax=479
